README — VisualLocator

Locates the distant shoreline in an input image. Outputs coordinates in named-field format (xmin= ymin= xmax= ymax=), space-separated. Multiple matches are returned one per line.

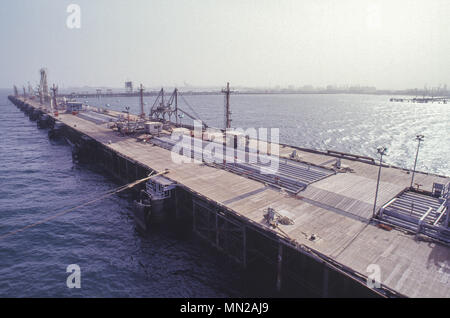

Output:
xmin=2 ymin=87 xmax=447 ymax=99
xmin=56 ymin=90 xmax=450 ymax=98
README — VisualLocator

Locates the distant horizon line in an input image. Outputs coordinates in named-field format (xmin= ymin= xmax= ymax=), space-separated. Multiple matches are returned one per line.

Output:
xmin=2 ymin=84 xmax=448 ymax=93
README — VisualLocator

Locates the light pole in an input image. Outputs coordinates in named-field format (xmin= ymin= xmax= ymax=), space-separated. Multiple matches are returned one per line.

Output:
xmin=125 ymin=106 xmax=130 ymax=132
xmin=410 ymin=134 xmax=424 ymax=188
xmin=373 ymin=146 xmax=387 ymax=218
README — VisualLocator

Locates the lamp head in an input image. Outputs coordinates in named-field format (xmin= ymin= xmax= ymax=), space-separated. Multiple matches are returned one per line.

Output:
xmin=377 ymin=146 xmax=387 ymax=156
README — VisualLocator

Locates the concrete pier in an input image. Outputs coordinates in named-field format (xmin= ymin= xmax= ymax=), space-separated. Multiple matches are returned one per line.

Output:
xmin=8 ymin=95 xmax=450 ymax=298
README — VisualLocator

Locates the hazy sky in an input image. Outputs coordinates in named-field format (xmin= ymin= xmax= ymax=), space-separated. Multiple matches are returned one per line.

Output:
xmin=1 ymin=0 xmax=449 ymax=89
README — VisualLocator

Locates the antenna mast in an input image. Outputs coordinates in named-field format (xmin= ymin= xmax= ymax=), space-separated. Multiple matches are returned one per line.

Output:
xmin=222 ymin=83 xmax=231 ymax=129
xmin=39 ymin=86 xmax=43 ymax=104
xmin=221 ymin=82 xmax=232 ymax=129
xmin=139 ymin=84 xmax=145 ymax=118
xmin=174 ymin=88 xmax=178 ymax=125
xmin=27 ymin=82 xmax=33 ymax=97
xmin=40 ymin=68 xmax=50 ymax=103
xmin=51 ymin=84 xmax=58 ymax=111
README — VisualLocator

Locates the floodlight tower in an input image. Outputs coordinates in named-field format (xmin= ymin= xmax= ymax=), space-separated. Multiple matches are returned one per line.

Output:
xmin=410 ymin=134 xmax=425 ymax=188
xmin=373 ymin=146 xmax=387 ymax=218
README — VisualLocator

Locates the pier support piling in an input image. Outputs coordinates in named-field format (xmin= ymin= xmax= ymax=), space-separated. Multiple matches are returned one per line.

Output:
xmin=276 ymin=242 xmax=283 ymax=293
xmin=323 ymin=265 xmax=329 ymax=297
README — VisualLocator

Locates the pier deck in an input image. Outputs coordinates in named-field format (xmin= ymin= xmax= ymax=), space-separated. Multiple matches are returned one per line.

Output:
xmin=11 ymin=97 xmax=450 ymax=298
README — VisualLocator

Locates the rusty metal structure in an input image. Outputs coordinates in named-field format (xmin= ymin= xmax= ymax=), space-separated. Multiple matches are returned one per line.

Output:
xmin=39 ymin=68 xmax=50 ymax=103
xmin=149 ymin=88 xmax=178 ymax=122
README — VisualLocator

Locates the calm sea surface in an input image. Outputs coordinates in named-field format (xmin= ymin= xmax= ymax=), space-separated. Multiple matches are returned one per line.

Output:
xmin=0 ymin=89 xmax=246 ymax=297
xmin=0 ymin=89 xmax=448 ymax=297
xmin=84 ymin=92 xmax=449 ymax=175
